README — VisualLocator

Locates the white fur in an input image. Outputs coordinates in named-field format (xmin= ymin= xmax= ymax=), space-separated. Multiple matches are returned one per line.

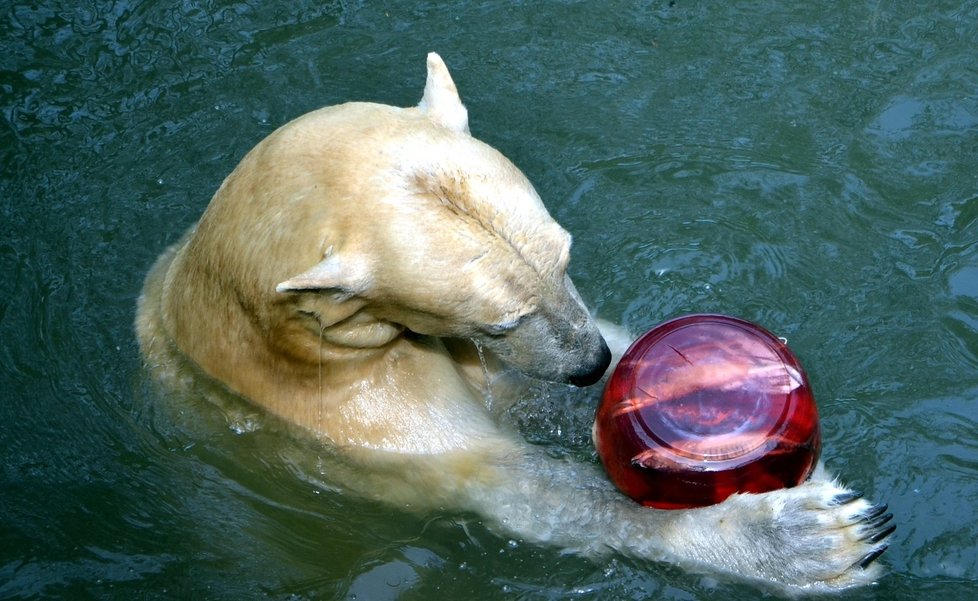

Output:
xmin=136 ymin=52 xmax=892 ymax=591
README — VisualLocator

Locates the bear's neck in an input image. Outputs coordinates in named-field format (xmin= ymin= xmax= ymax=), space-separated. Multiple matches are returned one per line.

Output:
xmin=159 ymin=247 xmax=500 ymax=454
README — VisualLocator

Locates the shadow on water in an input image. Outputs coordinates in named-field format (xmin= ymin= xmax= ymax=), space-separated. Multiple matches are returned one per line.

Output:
xmin=2 ymin=1 xmax=978 ymax=599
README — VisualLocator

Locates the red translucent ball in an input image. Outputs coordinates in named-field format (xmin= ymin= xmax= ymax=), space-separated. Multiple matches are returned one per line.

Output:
xmin=594 ymin=314 xmax=820 ymax=509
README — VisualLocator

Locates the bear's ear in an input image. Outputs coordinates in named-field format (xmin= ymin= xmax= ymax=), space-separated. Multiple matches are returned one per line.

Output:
xmin=418 ymin=52 xmax=470 ymax=134
xmin=275 ymin=253 xmax=370 ymax=300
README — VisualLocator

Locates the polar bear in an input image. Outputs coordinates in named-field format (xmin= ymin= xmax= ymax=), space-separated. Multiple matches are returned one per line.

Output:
xmin=136 ymin=53 xmax=893 ymax=591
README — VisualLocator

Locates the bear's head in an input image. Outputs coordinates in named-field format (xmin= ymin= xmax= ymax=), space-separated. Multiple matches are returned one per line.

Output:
xmin=192 ymin=53 xmax=610 ymax=387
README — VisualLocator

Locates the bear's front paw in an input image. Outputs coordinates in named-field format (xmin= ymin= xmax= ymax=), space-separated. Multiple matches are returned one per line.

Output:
xmin=678 ymin=477 xmax=895 ymax=590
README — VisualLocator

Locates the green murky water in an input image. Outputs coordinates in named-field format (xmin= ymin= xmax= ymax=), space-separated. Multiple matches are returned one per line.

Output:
xmin=2 ymin=1 xmax=977 ymax=599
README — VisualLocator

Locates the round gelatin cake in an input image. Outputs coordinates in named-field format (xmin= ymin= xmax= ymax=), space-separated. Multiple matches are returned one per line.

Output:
xmin=594 ymin=314 xmax=821 ymax=509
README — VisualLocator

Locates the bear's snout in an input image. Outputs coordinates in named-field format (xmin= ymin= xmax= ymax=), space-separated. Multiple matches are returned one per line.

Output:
xmin=568 ymin=337 xmax=612 ymax=387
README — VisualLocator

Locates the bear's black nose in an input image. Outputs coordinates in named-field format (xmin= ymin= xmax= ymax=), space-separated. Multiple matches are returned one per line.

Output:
xmin=569 ymin=338 xmax=612 ymax=387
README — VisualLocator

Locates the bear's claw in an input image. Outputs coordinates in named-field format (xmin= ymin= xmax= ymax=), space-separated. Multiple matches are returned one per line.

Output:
xmin=862 ymin=502 xmax=889 ymax=521
xmin=830 ymin=490 xmax=864 ymax=506
xmin=853 ymin=500 xmax=895 ymax=559
xmin=866 ymin=523 xmax=896 ymax=545
xmin=856 ymin=545 xmax=889 ymax=569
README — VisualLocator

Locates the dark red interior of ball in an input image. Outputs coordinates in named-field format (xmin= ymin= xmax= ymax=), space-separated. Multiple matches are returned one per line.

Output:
xmin=594 ymin=314 xmax=821 ymax=509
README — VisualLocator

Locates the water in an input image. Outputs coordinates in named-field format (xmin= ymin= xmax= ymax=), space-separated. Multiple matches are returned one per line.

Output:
xmin=2 ymin=0 xmax=977 ymax=598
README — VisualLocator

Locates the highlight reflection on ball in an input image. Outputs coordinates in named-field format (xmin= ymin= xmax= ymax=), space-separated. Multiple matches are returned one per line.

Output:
xmin=594 ymin=314 xmax=821 ymax=509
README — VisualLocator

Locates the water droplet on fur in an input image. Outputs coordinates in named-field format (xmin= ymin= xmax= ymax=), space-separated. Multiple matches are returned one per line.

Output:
xmin=474 ymin=341 xmax=495 ymax=409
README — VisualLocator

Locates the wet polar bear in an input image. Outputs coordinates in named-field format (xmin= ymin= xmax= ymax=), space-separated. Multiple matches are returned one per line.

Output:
xmin=136 ymin=53 xmax=893 ymax=591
